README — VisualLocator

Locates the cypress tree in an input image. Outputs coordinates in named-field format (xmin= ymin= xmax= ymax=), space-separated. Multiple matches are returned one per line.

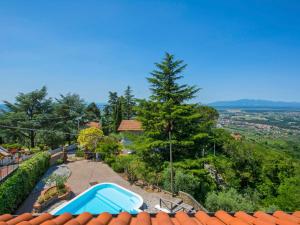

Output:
xmin=123 ymin=86 xmax=136 ymax=119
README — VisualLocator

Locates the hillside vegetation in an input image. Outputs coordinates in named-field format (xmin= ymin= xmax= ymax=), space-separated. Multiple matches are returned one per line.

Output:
xmin=0 ymin=53 xmax=299 ymax=212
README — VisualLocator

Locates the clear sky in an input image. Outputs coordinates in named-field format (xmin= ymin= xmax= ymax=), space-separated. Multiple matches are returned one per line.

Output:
xmin=0 ymin=0 xmax=299 ymax=103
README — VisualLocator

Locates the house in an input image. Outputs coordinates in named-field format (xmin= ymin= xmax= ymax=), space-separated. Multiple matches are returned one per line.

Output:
xmin=231 ymin=132 xmax=242 ymax=141
xmin=85 ymin=121 xmax=102 ymax=129
xmin=118 ymin=120 xmax=143 ymax=154
xmin=117 ymin=120 xmax=143 ymax=134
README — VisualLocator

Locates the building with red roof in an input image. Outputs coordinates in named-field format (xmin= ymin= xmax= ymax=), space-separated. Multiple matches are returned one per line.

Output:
xmin=117 ymin=120 xmax=143 ymax=133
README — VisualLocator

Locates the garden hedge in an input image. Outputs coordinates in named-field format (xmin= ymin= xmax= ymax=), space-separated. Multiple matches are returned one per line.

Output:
xmin=0 ymin=152 xmax=50 ymax=213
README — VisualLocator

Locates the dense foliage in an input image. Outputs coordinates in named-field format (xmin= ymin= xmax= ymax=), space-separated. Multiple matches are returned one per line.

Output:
xmin=0 ymin=87 xmax=100 ymax=148
xmin=102 ymin=86 xmax=136 ymax=135
xmin=115 ymin=53 xmax=300 ymax=211
xmin=0 ymin=152 xmax=50 ymax=213
xmin=77 ymin=127 xmax=104 ymax=151
xmin=0 ymin=53 xmax=299 ymax=212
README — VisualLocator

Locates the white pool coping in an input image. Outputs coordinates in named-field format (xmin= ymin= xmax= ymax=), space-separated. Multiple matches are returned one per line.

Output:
xmin=50 ymin=182 xmax=144 ymax=215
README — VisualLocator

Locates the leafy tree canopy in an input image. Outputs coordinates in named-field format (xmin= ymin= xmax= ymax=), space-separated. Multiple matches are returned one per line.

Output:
xmin=77 ymin=127 xmax=104 ymax=151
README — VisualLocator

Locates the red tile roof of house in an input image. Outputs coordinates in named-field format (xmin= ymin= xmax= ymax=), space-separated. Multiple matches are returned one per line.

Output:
xmin=0 ymin=211 xmax=299 ymax=225
xmin=117 ymin=120 xmax=143 ymax=132
xmin=85 ymin=122 xmax=101 ymax=129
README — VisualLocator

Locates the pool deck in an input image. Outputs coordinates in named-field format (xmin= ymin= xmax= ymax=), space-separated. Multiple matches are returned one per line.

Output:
xmin=16 ymin=159 xmax=180 ymax=213
xmin=65 ymin=160 xmax=175 ymax=213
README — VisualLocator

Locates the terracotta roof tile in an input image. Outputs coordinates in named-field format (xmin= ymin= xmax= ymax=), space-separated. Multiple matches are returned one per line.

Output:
xmin=117 ymin=120 xmax=143 ymax=131
xmin=85 ymin=122 xmax=101 ymax=129
xmin=273 ymin=211 xmax=300 ymax=224
xmin=292 ymin=212 xmax=300 ymax=218
xmin=0 ymin=211 xmax=299 ymax=225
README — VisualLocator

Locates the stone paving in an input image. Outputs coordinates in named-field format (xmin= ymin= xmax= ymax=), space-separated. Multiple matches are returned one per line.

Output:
xmin=16 ymin=159 xmax=184 ymax=213
xmin=65 ymin=160 xmax=175 ymax=213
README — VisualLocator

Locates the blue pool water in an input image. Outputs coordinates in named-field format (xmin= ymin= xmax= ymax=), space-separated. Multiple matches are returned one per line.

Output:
xmin=51 ymin=183 xmax=143 ymax=215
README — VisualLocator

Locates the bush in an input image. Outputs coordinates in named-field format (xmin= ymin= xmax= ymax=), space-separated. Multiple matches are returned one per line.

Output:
xmin=2 ymin=143 xmax=23 ymax=150
xmin=0 ymin=152 xmax=50 ymax=213
xmin=44 ymin=174 xmax=67 ymax=193
xmin=163 ymin=168 xmax=200 ymax=197
xmin=205 ymin=188 xmax=256 ymax=212
xmin=75 ymin=149 xmax=84 ymax=157
xmin=103 ymin=156 xmax=115 ymax=166
xmin=56 ymin=159 xmax=64 ymax=164
xmin=95 ymin=136 xmax=121 ymax=161
xmin=37 ymin=187 xmax=58 ymax=204
xmin=111 ymin=155 xmax=135 ymax=173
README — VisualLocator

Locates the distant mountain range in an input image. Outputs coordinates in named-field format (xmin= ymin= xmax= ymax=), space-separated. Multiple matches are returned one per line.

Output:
xmin=208 ymin=99 xmax=300 ymax=109
xmin=1 ymin=100 xmax=300 ymax=111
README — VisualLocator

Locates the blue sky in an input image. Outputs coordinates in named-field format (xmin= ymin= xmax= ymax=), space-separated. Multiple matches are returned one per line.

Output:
xmin=0 ymin=0 xmax=299 ymax=103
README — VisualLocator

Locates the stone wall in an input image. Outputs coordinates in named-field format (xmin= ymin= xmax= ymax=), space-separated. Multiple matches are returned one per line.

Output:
xmin=50 ymin=152 xmax=64 ymax=166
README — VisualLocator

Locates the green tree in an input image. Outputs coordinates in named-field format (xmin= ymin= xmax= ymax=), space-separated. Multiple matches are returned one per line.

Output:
xmin=54 ymin=93 xmax=86 ymax=144
xmin=205 ymin=188 xmax=256 ymax=212
xmin=84 ymin=102 xmax=101 ymax=122
xmin=77 ymin=127 xmax=104 ymax=151
xmin=102 ymin=92 xmax=123 ymax=134
xmin=2 ymin=86 xmax=53 ymax=147
xmin=123 ymin=86 xmax=136 ymax=119
xmin=102 ymin=105 xmax=111 ymax=135
xmin=136 ymin=53 xmax=204 ymax=160
xmin=274 ymin=175 xmax=300 ymax=211
xmin=163 ymin=168 xmax=200 ymax=197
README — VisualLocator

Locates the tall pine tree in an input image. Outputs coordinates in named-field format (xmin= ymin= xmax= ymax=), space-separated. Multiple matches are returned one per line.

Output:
xmin=102 ymin=92 xmax=124 ymax=134
xmin=123 ymin=86 xmax=136 ymax=119
xmin=136 ymin=53 xmax=204 ymax=160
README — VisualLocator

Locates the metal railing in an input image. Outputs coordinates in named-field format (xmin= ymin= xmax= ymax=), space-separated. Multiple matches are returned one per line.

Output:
xmin=0 ymin=144 xmax=77 ymax=182
xmin=48 ymin=144 xmax=77 ymax=155
xmin=0 ymin=163 xmax=19 ymax=182
xmin=159 ymin=197 xmax=194 ymax=213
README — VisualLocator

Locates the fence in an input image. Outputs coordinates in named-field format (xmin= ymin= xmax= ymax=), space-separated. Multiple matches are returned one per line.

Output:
xmin=0 ymin=144 xmax=77 ymax=182
xmin=0 ymin=154 xmax=32 ymax=167
xmin=0 ymin=163 xmax=19 ymax=182
xmin=48 ymin=144 xmax=77 ymax=155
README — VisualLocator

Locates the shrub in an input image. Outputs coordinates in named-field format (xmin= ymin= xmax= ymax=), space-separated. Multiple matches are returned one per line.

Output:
xmin=95 ymin=136 xmax=121 ymax=161
xmin=163 ymin=168 xmax=200 ymax=197
xmin=111 ymin=155 xmax=135 ymax=173
xmin=103 ymin=156 xmax=115 ymax=166
xmin=205 ymin=188 xmax=256 ymax=212
xmin=37 ymin=187 xmax=58 ymax=204
xmin=0 ymin=152 xmax=50 ymax=213
xmin=2 ymin=143 xmax=23 ymax=150
xmin=75 ymin=149 xmax=84 ymax=157
xmin=44 ymin=174 xmax=67 ymax=194
xmin=56 ymin=159 xmax=64 ymax=164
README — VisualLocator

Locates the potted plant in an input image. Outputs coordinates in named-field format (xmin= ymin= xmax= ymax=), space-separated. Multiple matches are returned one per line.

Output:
xmin=33 ymin=174 xmax=71 ymax=212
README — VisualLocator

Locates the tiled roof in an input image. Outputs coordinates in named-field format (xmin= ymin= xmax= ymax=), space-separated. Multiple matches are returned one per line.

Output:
xmin=85 ymin=122 xmax=101 ymax=129
xmin=117 ymin=120 xmax=143 ymax=131
xmin=0 ymin=210 xmax=299 ymax=225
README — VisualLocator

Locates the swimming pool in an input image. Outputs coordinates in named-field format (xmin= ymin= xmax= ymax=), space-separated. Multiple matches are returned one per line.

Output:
xmin=51 ymin=183 xmax=143 ymax=215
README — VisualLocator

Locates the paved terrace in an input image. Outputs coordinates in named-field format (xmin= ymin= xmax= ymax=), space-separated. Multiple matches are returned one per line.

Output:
xmin=65 ymin=160 xmax=175 ymax=213
xmin=17 ymin=160 xmax=178 ymax=213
